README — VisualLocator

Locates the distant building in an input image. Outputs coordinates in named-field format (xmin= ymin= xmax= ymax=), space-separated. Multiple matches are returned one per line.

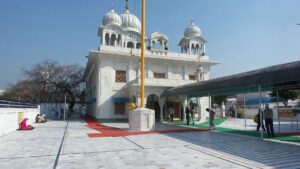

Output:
xmin=0 ymin=90 xmax=5 ymax=96
xmin=84 ymin=1 xmax=218 ymax=121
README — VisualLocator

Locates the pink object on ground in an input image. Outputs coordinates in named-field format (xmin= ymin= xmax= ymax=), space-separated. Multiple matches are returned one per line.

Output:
xmin=19 ymin=118 xmax=34 ymax=130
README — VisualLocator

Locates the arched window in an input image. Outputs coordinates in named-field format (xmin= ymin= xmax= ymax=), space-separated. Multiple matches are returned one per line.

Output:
xmin=117 ymin=35 xmax=122 ymax=47
xmin=195 ymin=44 xmax=200 ymax=54
xmin=105 ymin=33 xmax=109 ymax=46
xmin=136 ymin=43 xmax=141 ymax=49
xmin=152 ymin=41 xmax=156 ymax=49
xmin=158 ymin=39 xmax=163 ymax=50
xmin=110 ymin=34 xmax=116 ymax=46
xmin=191 ymin=44 xmax=195 ymax=54
xmin=164 ymin=42 xmax=168 ymax=50
xmin=127 ymin=42 xmax=134 ymax=48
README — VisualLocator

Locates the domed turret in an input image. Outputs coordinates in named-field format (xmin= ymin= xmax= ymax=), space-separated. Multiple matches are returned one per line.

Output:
xmin=120 ymin=0 xmax=141 ymax=33
xmin=179 ymin=20 xmax=206 ymax=55
xmin=102 ymin=8 xmax=122 ymax=27
xmin=148 ymin=32 xmax=169 ymax=51
xmin=120 ymin=10 xmax=141 ymax=34
xmin=184 ymin=21 xmax=201 ymax=38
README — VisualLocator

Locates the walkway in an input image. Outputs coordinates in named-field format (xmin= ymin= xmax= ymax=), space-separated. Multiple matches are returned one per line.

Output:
xmin=173 ymin=118 xmax=300 ymax=144
xmin=1 ymin=119 xmax=300 ymax=168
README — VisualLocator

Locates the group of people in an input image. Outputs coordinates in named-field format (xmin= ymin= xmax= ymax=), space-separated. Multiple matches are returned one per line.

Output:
xmin=255 ymin=104 xmax=275 ymax=138
xmin=165 ymin=105 xmax=196 ymax=124
xmin=18 ymin=114 xmax=48 ymax=130
xmin=185 ymin=106 xmax=196 ymax=125
xmin=36 ymin=114 xmax=47 ymax=123
xmin=166 ymin=105 xmax=216 ymax=129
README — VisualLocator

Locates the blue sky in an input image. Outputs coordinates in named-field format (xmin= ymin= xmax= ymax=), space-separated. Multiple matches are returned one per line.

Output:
xmin=0 ymin=0 xmax=299 ymax=89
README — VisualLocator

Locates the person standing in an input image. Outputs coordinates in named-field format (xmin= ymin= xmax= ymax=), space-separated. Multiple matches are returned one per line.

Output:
xmin=167 ymin=106 xmax=174 ymax=122
xmin=264 ymin=104 xmax=275 ymax=137
xmin=190 ymin=106 xmax=195 ymax=125
xmin=206 ymin=108 xmax=216 ymax=130
xmin=256 ymin=108 xmax=266 ymax=131
xmin=185 ymin=106 xmax=191 ymax=125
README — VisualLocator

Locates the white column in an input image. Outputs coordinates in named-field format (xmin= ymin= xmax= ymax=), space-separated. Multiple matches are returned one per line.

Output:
xmin=222 ymin=101 xmax=226 ymax=118
xmin=146 ymin=64 xmax=151 ymax=78
xmin=108 ymin=33 xmax=112 ymax=46
xmin=196 ymin=68 xmax=201 ymax=81
xmin=159 ymin=97 xmax=165 ymax=122
xmin=127 ymin=61 xmax=134 ymax=81
xmin=167 ymin=65 xmax=171 ymax=79
xmin=182 ymin=95 xmax=187 ymax=121
xmin=102 ymin=31 xmax=105 ymax=45
xmin=183 ymin=66 xmax=188 ymax=80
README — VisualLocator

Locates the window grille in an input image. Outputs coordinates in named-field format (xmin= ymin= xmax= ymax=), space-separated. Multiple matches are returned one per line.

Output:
xmin=114 ymin=103 xmax=125 ymax=114
xmin=154 ymin=73 xmax=165 ymax=79
xmin=189 ymin=75 xmax=196 ymax=80
xmin=115 ymin=70 xmax=126 ymax=82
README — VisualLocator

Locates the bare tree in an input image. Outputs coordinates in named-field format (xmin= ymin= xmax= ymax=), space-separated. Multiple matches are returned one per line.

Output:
xmin=4 ymin=60 xmax=84 ymax=112
xmin=3 ymin=80 xmax=40 ymax=101
xmin=52 ymin=64 xmax=84 ymax=111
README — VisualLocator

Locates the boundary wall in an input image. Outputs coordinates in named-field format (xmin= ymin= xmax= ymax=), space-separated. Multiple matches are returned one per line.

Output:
xmin=0 ymin=107 xmax=39 ymax=137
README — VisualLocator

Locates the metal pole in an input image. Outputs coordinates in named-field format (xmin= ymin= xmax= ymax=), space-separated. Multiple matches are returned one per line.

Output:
xmin=277 ymin=91 xmax=281 ymax=133
xmin=244 ymin=94 xmax=247 ymax=130
xmin=140 ymin=0 xmax=145 ymax=107
xmin=208 ymin=92 xmax=211 ymax=130
xmin=259 ymin=85 xmax=263 ymax=139
xmin=64 ymin=94 xmax=66 ymax=120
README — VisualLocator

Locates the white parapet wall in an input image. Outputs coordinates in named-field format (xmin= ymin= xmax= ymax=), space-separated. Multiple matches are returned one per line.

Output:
xmin=0 ymin=107 xmax=39 ymax=137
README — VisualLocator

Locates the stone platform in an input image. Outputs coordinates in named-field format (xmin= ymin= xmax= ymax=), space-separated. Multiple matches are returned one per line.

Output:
xmin=1 ymin=119 xmax=300 ymax=169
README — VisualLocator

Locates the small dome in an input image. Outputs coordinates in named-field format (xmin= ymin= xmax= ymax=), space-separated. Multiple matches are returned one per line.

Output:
xmin=184 ymin=21 xmax=201 ymax=38
xmin=120 ymin=10 xmax=141 ymax=33
xmin=102 ymin=9 xmax=122 ymax=27
xmin=149 ymin=32 xmax=169 ymax=42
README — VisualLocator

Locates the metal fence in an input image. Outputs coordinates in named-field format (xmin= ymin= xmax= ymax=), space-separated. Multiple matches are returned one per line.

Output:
xmin=0 ymin=99 xmax=38 ymax=108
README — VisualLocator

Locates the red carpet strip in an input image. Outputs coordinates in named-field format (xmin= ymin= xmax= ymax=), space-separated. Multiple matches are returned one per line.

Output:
xmin=84 ymin=116 xmax=207 ymax=138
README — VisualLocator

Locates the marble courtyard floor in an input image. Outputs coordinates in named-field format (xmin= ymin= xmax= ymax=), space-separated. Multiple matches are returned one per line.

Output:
xmin=1 ymin=119 xmax=300 ymax=169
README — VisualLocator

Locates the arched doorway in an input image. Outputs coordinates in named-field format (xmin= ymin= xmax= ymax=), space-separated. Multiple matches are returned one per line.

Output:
xmin=146 ymin=94 xmax=160 ymax=121
xmin=110 ymin=34 xmax=116 ymax=46
xmin=127 ymin=41 xmax=134 ymax=48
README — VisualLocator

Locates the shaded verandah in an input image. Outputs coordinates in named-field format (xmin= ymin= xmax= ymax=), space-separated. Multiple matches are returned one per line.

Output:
xmin=160 ymin=61 xmax=300 ymax=138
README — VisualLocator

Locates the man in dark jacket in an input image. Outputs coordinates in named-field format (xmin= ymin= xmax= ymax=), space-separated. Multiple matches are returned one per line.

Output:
xmin=206 ymin=108 xmax=216 ymax=130
xmin=185 ymin=106 xmax=191 ymax=125
xmin=264 ymin=104 xmax=275 ymax=137
xmin=256 ymin=108 xmax=266 ymax=131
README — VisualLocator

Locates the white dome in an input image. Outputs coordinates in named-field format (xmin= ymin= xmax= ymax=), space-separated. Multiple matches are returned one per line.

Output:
xmin=184 ymin=21 xmax=201 ymax=38
xmin=120 ymin=10 xmax=141 ymax=33
xmin=102 ymin=9 xmax=122 ymax=27
xmin=149 ymin=32 xmax=169 ymax=42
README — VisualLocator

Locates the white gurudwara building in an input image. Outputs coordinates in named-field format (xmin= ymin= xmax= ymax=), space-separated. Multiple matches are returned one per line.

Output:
xmin=84 ymin=1 xmax=218 ymax=121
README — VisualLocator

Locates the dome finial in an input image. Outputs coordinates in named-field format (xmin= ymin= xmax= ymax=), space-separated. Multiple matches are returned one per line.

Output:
xmin=125 ymin=0 xmax=129 ymax=11
xmin=111 ymin=3 xmax=114 ymax=10
xmin=190 ymin=18 xmax=195 ymax=25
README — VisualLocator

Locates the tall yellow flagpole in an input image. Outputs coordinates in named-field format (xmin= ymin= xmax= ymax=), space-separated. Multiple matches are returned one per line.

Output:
xmin=140 ymin=0 xmax=145 ymax=107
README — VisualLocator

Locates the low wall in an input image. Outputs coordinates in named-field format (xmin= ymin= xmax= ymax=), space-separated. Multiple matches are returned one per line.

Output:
xmin=234 ymin=107 xmax=300 ymax=120
xmin=0 ymin=107 xmax=39 ymax=137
